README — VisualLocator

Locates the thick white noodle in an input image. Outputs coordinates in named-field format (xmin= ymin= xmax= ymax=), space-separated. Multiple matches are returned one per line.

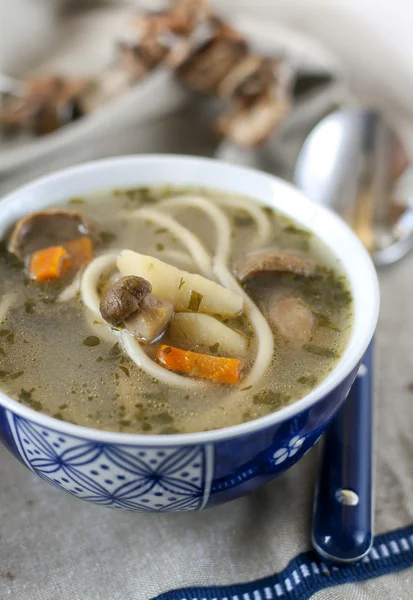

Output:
xmin=0 ymin=293 xmax=17 ymax=322
xmin=159 ymin=196 xmax=232 ymax=264
xmin=58 ymin=272 xmax=81 ymax=303
xmin=80 ymin=253 xmax=118 ymax=315
xmin=121 ymin=331 xmax=202 ymax=389
xmin=161 ymin=195 xmax=274 ymax=388
xmin=119 ymin=208 xmax=213 ymax=277
xmin=213 ymin=194 xmax=273 ymax=247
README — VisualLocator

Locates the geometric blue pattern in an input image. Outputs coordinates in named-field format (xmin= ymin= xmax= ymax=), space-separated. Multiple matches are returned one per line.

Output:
xmin=6 ymin=412 xmax=214 ymax=512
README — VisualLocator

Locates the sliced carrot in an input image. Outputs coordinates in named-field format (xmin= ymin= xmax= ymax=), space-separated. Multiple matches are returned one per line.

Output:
xmin=156 ymin=344 xmax=243 ymax=385
xmin=64 ymin=236 xmax=93 ymax=269
xmin=29 ymin=246 xmax=72 ymax=281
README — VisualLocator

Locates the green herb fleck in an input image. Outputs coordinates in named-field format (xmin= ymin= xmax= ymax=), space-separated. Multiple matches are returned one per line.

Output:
xmin=209 ymin=342 xmax=220 ymax=354
xmin=59 ymin=403 xmax=68 ymax=410
xmin=303 ymin=344 xmax=338 ymax=359
xmin=19 ymin=388 xmax=34 ymax=403
xmin=253 ymin=389 xmax=290 ymax=407
xmin=234 ymin=211 xmax=254 ymax=227
xmin=283 ymin=224 xmax=312 ymax=236
xmin=155 ymin=228 xmax=167 ymax=234
xmin=188 ymin=290 xmax=203 ymax=312
xmin=156 ymin=243 xmax=165 ymax=252
xmin=96 ymin=356 xmax=103 ymax=363
xmin=313 ymin=312 xmax=341 ymax=332
xmin=109 ymin=343 xmax=122 ymax=359
xmin=99 ymin=231 xmax=117 ymax=244
xmin=142 ymin=422 xmax=153 ymax=431
xmin=178 ymin=277 xmax=185 ymax=290
xmin=53 ymin=413 xmax=64 ymax=421
xmin=0 ymin=347 xmax=6 ymax=357
xmin=24 ymin=299 xmax=35 ymax=314
xmin=119 ymin=365 xmax=130 ymax=377
xmin=241 ymin=385 xmax=252 ymax=391
xmin=160 ymin=425 xmax=179 ymax=434
xmin=8 ymin=370 xmax=24 ymax=380
xmin=0 ymin=329 xmax=10 ymax=336
xmin=262 ymin=206 xmax=274 ymax=216
xmin=83 ymin=336 xmax=100 ymax=347
xmin=69 ymin=197 xmax=85 ymax=205
xmin=297 ymin=374 xmax=318 ymax=386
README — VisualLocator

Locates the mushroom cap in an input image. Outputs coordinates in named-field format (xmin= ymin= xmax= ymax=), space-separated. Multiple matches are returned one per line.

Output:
xmin=234 ymin=249 xmax=315 ymax=283
xmin=99 ymin=275 xmax=152 ymax=326
xmin=8 ymin=209 xmax=95 ymax=260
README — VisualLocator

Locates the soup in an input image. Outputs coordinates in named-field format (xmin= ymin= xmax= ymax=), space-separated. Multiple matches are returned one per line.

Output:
xmin=0 ymin=186 xmax=352 ymax=434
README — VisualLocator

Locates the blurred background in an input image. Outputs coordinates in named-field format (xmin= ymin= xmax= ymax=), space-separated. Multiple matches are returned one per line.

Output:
xmin=1 ymin=0 xmax=413 ymax=259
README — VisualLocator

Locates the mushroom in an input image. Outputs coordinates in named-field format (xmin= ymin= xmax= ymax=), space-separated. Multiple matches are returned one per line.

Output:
xmin=99 ymin=276 xmax=152 ymax=326
xmin=1 ymin=76 xmax=89 ymax=136
xmin=124 ymin=294 xmax=175 ymax=343
xmin=234 ymin=250 xmax=315 ymax=283
xmin=270 ymin=296 xmax=315 ymax=346
xmin=8 ymin=209 xmax=95 ymax=260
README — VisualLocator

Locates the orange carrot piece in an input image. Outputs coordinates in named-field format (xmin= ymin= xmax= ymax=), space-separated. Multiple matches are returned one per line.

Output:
xmin=64 ymin=236 xmax=93 ymax=269
xmin=156 ymin=344 xmax=243 ymax=384
xmin=29 ymin=246 xmax=72 ymax=281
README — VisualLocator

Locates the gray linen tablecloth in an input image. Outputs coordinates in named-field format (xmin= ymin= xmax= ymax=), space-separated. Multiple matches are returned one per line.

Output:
xmin=1 ymin=2 xmax=413 ymax=599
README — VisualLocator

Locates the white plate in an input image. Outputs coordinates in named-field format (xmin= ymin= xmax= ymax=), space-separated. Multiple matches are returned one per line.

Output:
xmin=0 ymin=16 xmax=343 ymax=176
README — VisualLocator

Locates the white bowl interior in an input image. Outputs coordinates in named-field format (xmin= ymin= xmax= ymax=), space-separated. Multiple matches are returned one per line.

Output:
xmin=0 ymin=155 xmax=379 ymax=444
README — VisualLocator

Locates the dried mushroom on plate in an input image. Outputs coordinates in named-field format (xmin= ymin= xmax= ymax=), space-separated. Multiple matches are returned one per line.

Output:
xmin=0 ymin=0 xmax=293 ymax=147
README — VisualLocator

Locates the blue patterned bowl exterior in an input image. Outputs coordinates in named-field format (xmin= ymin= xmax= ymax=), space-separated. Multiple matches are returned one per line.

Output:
xmin=0 ymin=366 xmax=359 ymax=513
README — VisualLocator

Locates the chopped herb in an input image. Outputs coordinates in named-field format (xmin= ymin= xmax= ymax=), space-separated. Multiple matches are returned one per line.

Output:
xmin=24 ymin=299 xmax=35 ymax=314
xmin=188 ymin=290 xmax=203 ymax=312
xmin=142 ymin=422 xmax=153 ymax=431
xmin=178 ymin=277 xmax=185 ymax=290
xmin=234 ymin=211 xmax=254 ymax=227
xmin=153 ymin=412 xmax=174 ymax=425
xmin=68 ymin=197 xmax=85 ymax=205
xmin=209 ymin=342 xmax=220 ymax=354
xmin=303 ymin=344 xmax=338 ymax=359
xmin=119 ymin=365 xmax=130 ymax=377
xmin=6 ymin=332 xmax=14 ymax=343
xmin=96 ymin=356 xmax=104 ymax=363
xmin=59 ymin=404 xmax=68 ymax=410
xmin=156 ymin=243 xmax=165 ymax=252
xmin=109 ymin=343 xmax=122 ymax=359
xmin=262 ymin=206 xmax=274 ymax=216
xmin=284 ymin=224 xmax=312 ymax=236
xmin=8 ymin=370 xmax=24 ymax=380
xmin=241 ymin=385 xmax=252 ymax=391
xmin=99 ymin=231 xmax=117 ymax=244
xmin=0 ymin=329 xmax=10 ymax=336
xmin=83 ymin=336 xmax=100 ymax=347
xmin=253 ymin=389 xmax=290 ymax=407
xmin=297 ymin=374 xmax=318 ymax=386
xmin=160 ymin=425 xmax=179 ymax=434
xmin=313 ymin=312 xmax=341 ymax=332
xmin=53 ymin=413 xmax=64 ymax=420
xmin=0 ymin=348 xmax=6 ymax=357
xmin=119 ymin=419 xmax=131 ymax=427
xmin=155 ymin=228 xmax=167 ymax=234
xmin=19 ymin=388 xmax=34 ymax=403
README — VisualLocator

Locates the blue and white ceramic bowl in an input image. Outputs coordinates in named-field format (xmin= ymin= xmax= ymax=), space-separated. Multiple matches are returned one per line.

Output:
xmin=0 ymin=156 xmax=379 ymax=513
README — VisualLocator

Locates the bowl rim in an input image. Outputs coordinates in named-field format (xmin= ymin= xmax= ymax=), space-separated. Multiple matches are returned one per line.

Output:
xmin=0 ymin=154 xmax=380 ymax=445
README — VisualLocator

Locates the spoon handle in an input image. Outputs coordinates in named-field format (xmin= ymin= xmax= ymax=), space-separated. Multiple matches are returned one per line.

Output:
xmin=312 ymin=341 xmax=374 ymax=564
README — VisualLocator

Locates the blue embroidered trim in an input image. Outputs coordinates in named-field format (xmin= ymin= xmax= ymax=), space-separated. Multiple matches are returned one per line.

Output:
xmin=153 ymin=525 xmax=413 ymax=600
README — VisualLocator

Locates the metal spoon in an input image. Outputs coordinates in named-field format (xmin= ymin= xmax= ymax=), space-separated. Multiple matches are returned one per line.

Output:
xmin=294 ymin=109 xmax=413 ymax=267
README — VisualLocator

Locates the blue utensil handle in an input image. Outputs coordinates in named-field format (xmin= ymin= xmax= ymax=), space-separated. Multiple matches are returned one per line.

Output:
xmin=312 ymin=341 xmax=374 ymax=564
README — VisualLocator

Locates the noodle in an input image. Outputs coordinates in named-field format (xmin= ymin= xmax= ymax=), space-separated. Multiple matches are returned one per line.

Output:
xmin=119 ymin=209 xmax=213 ymax=278
xmin=80 ymin=253 xmax=118 ymax=315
